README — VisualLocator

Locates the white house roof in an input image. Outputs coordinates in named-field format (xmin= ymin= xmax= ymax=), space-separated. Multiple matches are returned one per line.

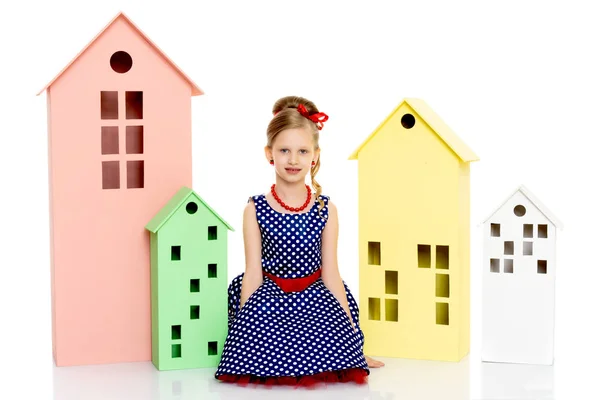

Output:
xmin=481 ymin=184 xmax=564 ymax=229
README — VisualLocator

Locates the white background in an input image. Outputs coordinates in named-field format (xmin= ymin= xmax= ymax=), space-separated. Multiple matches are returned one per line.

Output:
xmin=1 ymin=0 xmax=598 ymax=398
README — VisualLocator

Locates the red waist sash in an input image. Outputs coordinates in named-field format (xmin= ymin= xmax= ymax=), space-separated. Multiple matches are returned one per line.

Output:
xmin=263 ymin=268 xmax=322 ymax=293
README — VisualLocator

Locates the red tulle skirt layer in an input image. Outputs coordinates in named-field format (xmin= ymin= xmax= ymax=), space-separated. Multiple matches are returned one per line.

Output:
xmin=217 ymin=367 xmax=368 ymax=388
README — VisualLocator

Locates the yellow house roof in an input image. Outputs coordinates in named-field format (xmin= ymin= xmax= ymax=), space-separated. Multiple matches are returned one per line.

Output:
xmin=348 ymin=98 xmax=479 ymax=162
xmin=37 ymin=11 xmax=203 ymax=96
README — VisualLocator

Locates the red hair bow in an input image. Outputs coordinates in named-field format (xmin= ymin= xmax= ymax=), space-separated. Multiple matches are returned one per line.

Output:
xmin=297 ymin=104 xmax=329 ymax=130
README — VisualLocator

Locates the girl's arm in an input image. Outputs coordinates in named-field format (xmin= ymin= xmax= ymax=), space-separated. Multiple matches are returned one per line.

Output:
xmin=240 ymin=199 xmax=264 ymax=310
xmin=321 ymin=200 xmax=356 ymax=332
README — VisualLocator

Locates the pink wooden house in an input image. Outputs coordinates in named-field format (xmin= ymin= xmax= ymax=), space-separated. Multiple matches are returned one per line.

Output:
xmin=37 ymin=11 xmax=203 ymax=366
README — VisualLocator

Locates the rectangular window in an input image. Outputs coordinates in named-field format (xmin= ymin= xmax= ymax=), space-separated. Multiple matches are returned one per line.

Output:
xmin=171 ymin=344 xmax=181 ymax=358
xmin=127 ymin=160 xmax=144 ymax=189
xmin=385 ymin=270 xmax=398 ymax=294
xmin=126 ymin=91 xmax=143 ymax=119
xmin=504 ymin=241 xmax=514 ymax=255
xmin=538 ymin=224 xmax=548 ymax=238
xmin=436 ymin=245 xmax=449 ymax=269
xmin=538 ymin=260 xmax=547 ymax=274
xmin=504 ymin=259 xmax=514 ymax=273
xmin=368 ymin=242 xmax=381 ymax=265
xmin=523 ymin=224 xmax=534 ymax=238
xmin=418 ymin=244 xmax=431 ymax=268
xmin=208 ymin=263 xmax=217 ymax=278
xmin=436 ymin=274 xmax=450 ymax=297
xmin=171 ymin=246 xmax=181 ymax=261
xmin=101 ymin=126 xmax=119 ymax=154
xmin=385 ymin=299 xmax=398 ymax=322
xmin=490 ymin=258 xmax=500 ymax=273
xmin=368 ymin=297 xmax=380 ymax=320
xmin=102 ymin=161 xmax=120 ymax=189
xmin=171 ymin=325 xmax=181 ymax=340
xmin=101 ymin=91 xmax=118 ymax=119
xmin=126 ymin=126 xmax=143 ymax=154
xmin=436 ymin=302 xmax=449 ymax=325
xmin=523 ymin=241 xmax=533 ymax=256
xmin=491 ymin=223 xmax=501 ymax=237
xmin=208 ymin=341 xmax=218 ymax=356
xmin=208 ymin=226 xmax=218 ymax=240
xmin=190 ymin=279 xmax=200 ymax=292
xmin=190 ymin=305 xmax=200 ymax=319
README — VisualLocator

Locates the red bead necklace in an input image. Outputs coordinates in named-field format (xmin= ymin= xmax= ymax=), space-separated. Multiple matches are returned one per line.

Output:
xmin=271 ymin=184 xmax=312 ymax=212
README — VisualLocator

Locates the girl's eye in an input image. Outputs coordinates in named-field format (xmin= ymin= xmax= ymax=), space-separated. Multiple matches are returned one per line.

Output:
xmin=280 ymin=149 xmax=288 ymax=153
xmin=300 ymin=150 xmax=308 ymax=154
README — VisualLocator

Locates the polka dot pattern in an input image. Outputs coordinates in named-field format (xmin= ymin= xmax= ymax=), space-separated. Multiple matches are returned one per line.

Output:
xmin=215 ymin=194 xmax=369 ymax=379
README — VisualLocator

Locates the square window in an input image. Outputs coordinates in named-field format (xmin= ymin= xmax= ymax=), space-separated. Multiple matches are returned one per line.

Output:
xmin=101 ymin=91 xmax=118 ymax=119
xmin=171 ymin=246 xmax=181 ymax=261
xmin=368 ymin=242 xmax=381 ymax=265
xmin=190 ymin=305 xmax=200 ymax=319
xmin=190 ymin=279 xmax=200 ymax=292
xmin=538 ymin=224 xmax=548 ymax=238
xmin=504 ymin=241 xmax=514 ymax=255
xmin=208 ymin=263 xmax=217 ymax=278
xmin=504 ymin=259 xmax=514 ymax=273
xmin=523 ymin=241 xmax=533 ymax=256
xmin=126 ymin=126 xmax=143 ymax=154
xmin=102 ymin=161 xmax=120 ymax=189
xmin=538 ymin=260 xmax=548 ymax=274
xmin=490 ymin=258 xmax=500 ymax=273
xmin=126 ymin=91 xmax=143 ymax=119
xmin=523 ymin=224 xmax=533 ymax=238
xmin=208 ymin=226 xmax=218 ymax=240
xmin=127 ymin=160 xmax=144 ymax=189
xmin=171 ymin=325 xmax=181 ymax=340
xmin=101 ymin=126 xmax=119 ymax=154
xmin=171 ymin=344 xmax=181 ymax=358
xmin=418 ymin=244 xmax=431 ymax=268
xmin=491 ymin=223 xmax=501 ymax=237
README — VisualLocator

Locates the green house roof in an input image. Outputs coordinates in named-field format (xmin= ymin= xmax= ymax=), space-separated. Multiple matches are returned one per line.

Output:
xmin=145 ymin=186 xmax=234 ymax=233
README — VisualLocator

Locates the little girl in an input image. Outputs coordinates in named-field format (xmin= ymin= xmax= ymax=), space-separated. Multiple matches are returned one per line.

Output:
xmin=214 ymin=96 xmax=384 ymax=387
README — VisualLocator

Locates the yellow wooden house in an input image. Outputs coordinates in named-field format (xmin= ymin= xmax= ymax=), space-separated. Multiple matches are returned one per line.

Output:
xmin=348 ymin=98 xmax=479 ymax=362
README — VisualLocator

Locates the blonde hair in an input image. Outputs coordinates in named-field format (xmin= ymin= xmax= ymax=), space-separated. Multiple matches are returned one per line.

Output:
xmin=267 ymin=95 xmax=325 ymax=217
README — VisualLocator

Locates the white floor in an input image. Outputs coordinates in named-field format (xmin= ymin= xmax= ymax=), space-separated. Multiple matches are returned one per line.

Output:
xmin=48 ymin=354 xmax=560 ymax=400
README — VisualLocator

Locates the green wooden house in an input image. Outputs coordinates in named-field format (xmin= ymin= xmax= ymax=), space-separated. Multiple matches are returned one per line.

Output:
xmin=145 ymin=186 xmax=233 ymax=371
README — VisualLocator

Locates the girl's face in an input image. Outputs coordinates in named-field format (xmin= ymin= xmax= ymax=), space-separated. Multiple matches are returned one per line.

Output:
xmin=266 ymin=127 xmax=319 ymax=184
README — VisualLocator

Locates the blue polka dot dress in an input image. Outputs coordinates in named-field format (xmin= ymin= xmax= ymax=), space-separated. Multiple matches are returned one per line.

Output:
xmin=215 ymin=193 xmax=369 ymax=386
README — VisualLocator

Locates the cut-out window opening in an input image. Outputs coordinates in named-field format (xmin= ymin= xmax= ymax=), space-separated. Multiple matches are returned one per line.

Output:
xmin=190 ymin=279 xmax=200 ymax=292
xmin=538 ymin=224 xmax=548 ymax=238
xmin=208 ymin=341 xmax=218 ymax=356
xmin=171 ymin=325 xmax=181 ymax=340
xmin=514 ymin=205 xmax=526 ymax=217
xmin=491 ymin=223 xmax=501 ymax=237
xmin=186 ymin=201 xmax=198 ymax=214
xmin=110 ymin=51 xmax=133 ymax=73
xmin=490 ymin=258 xmax=500 ymax=273
xmin=401 ymin=113 xmax=416 ymax=129
xmin=418 ymin=244 xmax=431 ymax=268
xmin=436 ymin=245 xmax=449 ymax=269
xmin=538 ymin=260 xmax=547 ymax=274
xmin=385 ymin=270 xmax=398 ymax=294
xmin=385 ymin=299 xmax=398 ymax=322
xmin=127 ymin=160 xmax=144 ymax=189
xmin=126 ymin=91 xmax=143 ymax=119
xmin=368 ymin=241 xmax=381 ymax=265
xmin=102 ymin=161 xmax=120 ymax=189
xmin=208 ymin=226 xmax=218 ymax=240
xmin=504 ymin=241 xmax=514 ymax=255
xmin=523 ymin=241 xmax=533 ymax=256
xmin=172 ymin=344 xmax=181 ymax=358
xmin=101 ymin=91 xmax=118 ymax=119
xmin=171 ymin=245 xmax=181 ymax=261
xmin=504 ymin=259 xmax=514 ymax=273
xmin=368 ymin=297 xmax=380 ymax=320
xmin=190 ymin=305 xmax=200 ymax=320
xmin=101 ymin=126 xmax=119 ymax=154
xmin=126 ymin=126 xmax=143 ymax=154
xmin=523 ymin=224 xmax=533 ymax=238
xmin=436 ymin=273 xmax=450 ymax=298
xmin=436 ymin=302 xmax=449 ymax=325
xmin=208 ymin=263 xmax=217 ymax=278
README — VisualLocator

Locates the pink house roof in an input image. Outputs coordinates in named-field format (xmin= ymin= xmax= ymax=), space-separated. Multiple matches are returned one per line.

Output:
xmin=36 ymin=11 xmax=203 ymax=96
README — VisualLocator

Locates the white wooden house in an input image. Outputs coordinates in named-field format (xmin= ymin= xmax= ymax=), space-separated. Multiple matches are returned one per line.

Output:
xmin=481 ymin=185 xmax=563 ymax=365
